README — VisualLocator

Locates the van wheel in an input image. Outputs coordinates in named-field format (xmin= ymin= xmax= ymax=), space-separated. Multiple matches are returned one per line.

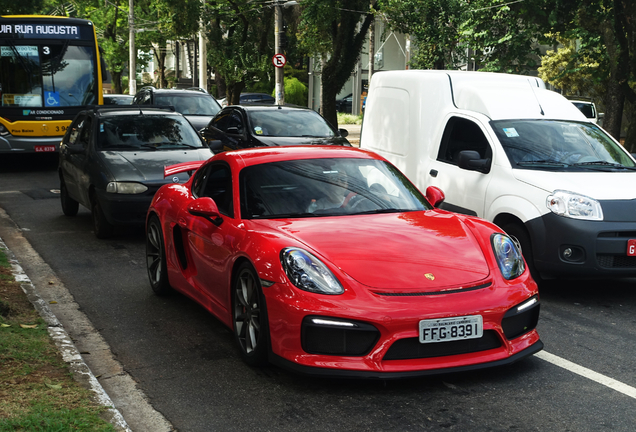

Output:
xmin=502 ymin=223 xmax=543 ymax=284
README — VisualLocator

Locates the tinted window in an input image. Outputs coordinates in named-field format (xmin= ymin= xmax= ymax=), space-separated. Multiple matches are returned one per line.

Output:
xmin=196 ymin=164 xmax=233 ymax=217
xmin=240 ymin=158 xmax=430 ymax=219
xmin=246 ymin=109 xmax=335 ymax=137
xmin=155 ymin=94 xmax=221 ymax=116
xmin=97 ymin=115 xmax=204 ymax=150
xmin=438 ymin=117 xmax=492 ymax=164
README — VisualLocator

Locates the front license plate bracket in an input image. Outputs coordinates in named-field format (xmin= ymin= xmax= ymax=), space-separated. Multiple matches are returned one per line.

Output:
xmin=419 ymin=315 xmax=483 ymax=344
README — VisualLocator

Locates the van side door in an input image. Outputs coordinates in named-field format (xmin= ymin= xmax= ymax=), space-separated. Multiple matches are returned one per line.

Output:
xmin=426 ymin=115 xmax=494 ymax=217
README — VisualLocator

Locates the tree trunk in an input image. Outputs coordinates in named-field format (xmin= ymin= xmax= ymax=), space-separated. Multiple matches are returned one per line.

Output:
xmin=112 ymin=71 xmax=123 ymax=94
xmin=623 ymin=102 xmax=636 ymax=152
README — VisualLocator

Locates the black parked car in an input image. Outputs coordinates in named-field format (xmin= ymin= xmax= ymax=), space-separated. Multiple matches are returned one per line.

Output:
xmin=132 ymin=87 xmax=222 ymax=130
xmin=200 ymin=105 xmax=351 ymax=152
xmin=219 ymin=92 xmax=276 ymax=107
xmin=59 ymin=106 xmax=213 ymax=238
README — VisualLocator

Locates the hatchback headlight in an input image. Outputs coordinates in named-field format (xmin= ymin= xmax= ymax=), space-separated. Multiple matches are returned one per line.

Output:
xmin=280 ymin=247 xmax=344 ymax=294
xmin=492 ymin=233 xmax=525 ymax=280
xmin=106 ymin=182 xmax=148 ymax=194
xmin=546 ymin=190 xmax=603 ymax=220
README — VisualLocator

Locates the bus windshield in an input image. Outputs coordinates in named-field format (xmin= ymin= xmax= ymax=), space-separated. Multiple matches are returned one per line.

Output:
xmin=1 ymin=42 xmax=96 ymax=107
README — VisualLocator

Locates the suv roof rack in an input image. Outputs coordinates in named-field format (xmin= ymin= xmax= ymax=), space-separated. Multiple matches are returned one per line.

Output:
xmin=91 ymin=105 xmax=177 ymax=115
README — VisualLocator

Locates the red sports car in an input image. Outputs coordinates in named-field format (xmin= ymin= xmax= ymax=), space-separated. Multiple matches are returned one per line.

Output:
xmin=145 ymin=146 xmax=542 ymax=378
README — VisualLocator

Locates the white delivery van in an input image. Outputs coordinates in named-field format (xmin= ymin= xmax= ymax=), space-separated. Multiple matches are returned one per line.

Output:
xmin=360 ymin=70 xmax=636 ymax=282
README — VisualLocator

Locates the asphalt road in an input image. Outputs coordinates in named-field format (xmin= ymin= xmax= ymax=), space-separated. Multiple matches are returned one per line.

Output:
xmin=1 ymin=153 xmax=636 ymax=431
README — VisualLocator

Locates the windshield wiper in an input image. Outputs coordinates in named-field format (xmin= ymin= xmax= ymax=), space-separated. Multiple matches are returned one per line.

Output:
xmin=352 ymin=208 xmax=412 ymax=215
xmin=573 ymin=161 xmax=636 ymax=170
xmin=516 ymin=160 xmax=569 ymax=167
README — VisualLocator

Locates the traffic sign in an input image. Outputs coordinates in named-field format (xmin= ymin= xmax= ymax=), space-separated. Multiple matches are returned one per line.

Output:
xmin=272 ymin=53 xmax=287 ymax=68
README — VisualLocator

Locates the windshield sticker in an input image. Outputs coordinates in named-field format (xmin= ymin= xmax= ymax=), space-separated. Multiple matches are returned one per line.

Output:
xmin=254 ymin=126 xmax=263 ymax=135
xmin=503 ymin=128 xmax=519 ymax=138
xmin=1 ymin=45 xmax=38 ymax=57
xmin=100 ymin=124 xmax=104 ymax=132
xmin=44 ymin=92 xmax=60 ymax=107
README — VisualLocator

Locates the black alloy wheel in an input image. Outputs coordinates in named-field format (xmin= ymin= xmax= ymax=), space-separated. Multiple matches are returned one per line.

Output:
xmin=233 ymin=263 xmax=269 ymax=366
xmin=146 ymin=215 xmax=172 ymax=295
xmin=60 ymin=180 xmax=79 ymax=216
xmin=91 ymin=196 xmax=114 ymax=239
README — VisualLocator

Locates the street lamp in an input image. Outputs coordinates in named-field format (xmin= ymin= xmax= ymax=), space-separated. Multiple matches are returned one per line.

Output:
xmin=274 ymin=0 xmax=297 ymax=105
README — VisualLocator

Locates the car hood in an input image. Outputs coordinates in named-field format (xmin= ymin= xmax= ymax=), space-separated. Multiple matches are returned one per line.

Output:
xmin=100 ymin=149 xmax=212 ymax=181
xmin=253 ymin=135 xmax=351 ymax=147
xmin=184 ymin=115 xmax=215 ymax=131
xmin=512 ymin=169 xmax=636 ymax=200
xmin=252 ymin=211 xmax=491 ymax=291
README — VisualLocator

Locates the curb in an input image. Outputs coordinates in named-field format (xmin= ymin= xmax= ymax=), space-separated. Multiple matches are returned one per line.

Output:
xmin=0 ymin=237 xmax=132 ymax=432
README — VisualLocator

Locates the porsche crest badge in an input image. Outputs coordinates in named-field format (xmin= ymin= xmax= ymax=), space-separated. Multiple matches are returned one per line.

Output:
xmin=425 ymin=273 xmax=435 ymax=281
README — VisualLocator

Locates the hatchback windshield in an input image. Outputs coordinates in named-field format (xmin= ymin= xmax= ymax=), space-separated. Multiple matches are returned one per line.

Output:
xmin=98 ymin=115 xmax=204 ymax=150
xmin=492 ymin=120 xmax=636 ymax=170
xmin=246 ymin=109 xmax=335 ymax=138
xmin=155 ymin=94 xmax=221 ymax=116
xmin=240 ymin=158 xmax=431 ymax=218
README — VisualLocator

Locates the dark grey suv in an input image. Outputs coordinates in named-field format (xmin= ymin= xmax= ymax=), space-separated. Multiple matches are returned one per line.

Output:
xmin=59 ymin=106 xmax=213 ymax=238
xmin=132 ymin=87 xmax=222 ymax=130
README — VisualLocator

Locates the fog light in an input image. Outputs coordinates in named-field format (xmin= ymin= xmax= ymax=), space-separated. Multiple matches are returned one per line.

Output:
xmin=563 ymin=248 xmax=573 ymax=259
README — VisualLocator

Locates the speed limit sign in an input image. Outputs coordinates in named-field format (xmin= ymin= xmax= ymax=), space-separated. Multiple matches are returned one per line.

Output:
xmin=272 ymin=53 xmax=287 ymax=68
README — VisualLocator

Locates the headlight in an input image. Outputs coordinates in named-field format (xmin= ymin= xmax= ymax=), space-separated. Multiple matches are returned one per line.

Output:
xmin=491 ymin=233 xmax=525 ymax=280
xmin=280 ymin=247 xmax=344 ymax=294
xmin=0 ymin=124 xmax=9 ymax=136
xmin=106 ymin=182 xmax=148 ymax=194
xmin=546 ymin=190 xmax=603 ymax=220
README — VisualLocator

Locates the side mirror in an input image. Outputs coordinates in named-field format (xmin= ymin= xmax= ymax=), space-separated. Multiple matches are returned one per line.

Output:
xmin=338 ymin=128 xmax=349 ymax=138
xmin=457 ymin=150 xmax=491 ymax=174
xmin=208 ymin=140 xmax=224 ymax=154
xmin=188 ymin=197 xmax=223 ymax=226
xmin=425 ymin=186 xmax=445 ymax=208
xmin=67 ymin=143 xmax=86 ymax=155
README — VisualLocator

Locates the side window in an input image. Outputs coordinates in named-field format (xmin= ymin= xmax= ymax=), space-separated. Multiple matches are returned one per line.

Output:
xmin=77 ymin=117 xmax=93 ymax=149
xmin=437 ymin=117 xmax=492 ymax=164
xmin=194 ymin=163 xmax=234 ymax=217
xmin=66 ymin=115 xmax=86 ymax=145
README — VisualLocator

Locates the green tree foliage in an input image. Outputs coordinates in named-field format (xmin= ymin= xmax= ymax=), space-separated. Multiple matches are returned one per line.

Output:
xmin=0 ymin=0 xmax=44 ymax=15
xmin=279 ymin=76 xmax=307 ymax=106
xmin=202 ymin=0 xmax=276 ymax=103
xmin=379 ymin=0 xmax=464 ymax=69
xmin=298 ymin=0 xmax=377 ymax=128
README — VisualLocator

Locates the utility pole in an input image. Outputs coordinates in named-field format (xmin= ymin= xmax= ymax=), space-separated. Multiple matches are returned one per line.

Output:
xmin=274 ymin=0 xmax=284 ymax=105
xmin=128 ymin=0 xmax=136 ymax=95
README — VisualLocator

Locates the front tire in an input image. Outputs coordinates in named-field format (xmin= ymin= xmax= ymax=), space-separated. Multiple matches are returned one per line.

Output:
xmin=233 ymin=263 xmax=269 ymax=366
xmin=91 ymin=196 xmax=114 ymax=239
xmin=60 ymin=180 xmax=79 ymax=217
xmin=502 ymin=222 xmax=543 ymax=284
xmin=146 ymin=216 xmax=172 ymax=295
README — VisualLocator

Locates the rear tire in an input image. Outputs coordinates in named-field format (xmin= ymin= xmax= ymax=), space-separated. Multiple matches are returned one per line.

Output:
xmin=91 ymin=196 xmax=114 ymax=239
xmin=232 ymin=263 xmax=269 ymax=366
xmin=502 ymin=222 xmax=543 ymax=284
xmin=60 ymin=180 xmax=79 ymax=217
xmin=146 ymin=215 xmax=172 ymax=295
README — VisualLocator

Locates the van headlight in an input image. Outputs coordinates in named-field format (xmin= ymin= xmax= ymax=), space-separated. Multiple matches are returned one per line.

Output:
xmin=492 ymin=233 xmax=525 ymax=280
xmin=106 ymin=182 xmax=148 ymax=194
xmin=281 ymin=247 xmax=344 ymax=294
xmin=546 ymin=190 xmax=603 ymax=220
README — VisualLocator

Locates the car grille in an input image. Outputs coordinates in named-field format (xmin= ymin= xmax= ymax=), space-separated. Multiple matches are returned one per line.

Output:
xmin=302 ymin=316 xmax=379 ymax=356
xmin=383 ymin=330 xmax=501 ymax=360
xmin=597 ymin=254 xmax=636 ymax=268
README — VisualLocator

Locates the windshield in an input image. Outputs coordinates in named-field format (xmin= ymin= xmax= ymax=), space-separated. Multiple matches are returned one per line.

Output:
xmin=246 ymin=109 xmax=335 ymax=138
xmin=492 ymin=120 xmax=636 ymax=170
xmin=155 ymin=94 xmax=221 ymax=116
xmin=0 ymin=43 xmax=96 ymax=107
xmin=98 ymin=115 xmax=205 ymax=150
xmin=240 ymin=158 xmax=431 ymax=219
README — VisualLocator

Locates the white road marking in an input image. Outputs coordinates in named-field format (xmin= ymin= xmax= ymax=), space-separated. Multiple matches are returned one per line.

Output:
xmin=536 ymin=351 xmax=636 ymax=399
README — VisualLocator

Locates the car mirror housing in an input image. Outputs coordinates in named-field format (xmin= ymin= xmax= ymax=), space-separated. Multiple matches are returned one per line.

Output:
xmin=338 ymin=128 xmax=349 ymax=138
xmin=188 ymin=197 xmax=223 ymax=226
xmin=425 ymin=186 xmax=445 ymax=208
xmin=457 ymin=150 xmax=491 ymax=173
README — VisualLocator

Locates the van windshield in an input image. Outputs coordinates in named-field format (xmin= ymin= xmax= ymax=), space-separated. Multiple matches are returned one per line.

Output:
xmin=492 ymin=120 xmax=636 ymax=171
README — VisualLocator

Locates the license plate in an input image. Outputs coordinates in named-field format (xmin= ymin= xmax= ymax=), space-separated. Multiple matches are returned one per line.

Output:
xmin=419 ymin=315 xmax=483 ymax=343
xmin=34 ymin=145 xmax=56 ymax=152
xmin=628 ymin=239 xmax=636 ymax=256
